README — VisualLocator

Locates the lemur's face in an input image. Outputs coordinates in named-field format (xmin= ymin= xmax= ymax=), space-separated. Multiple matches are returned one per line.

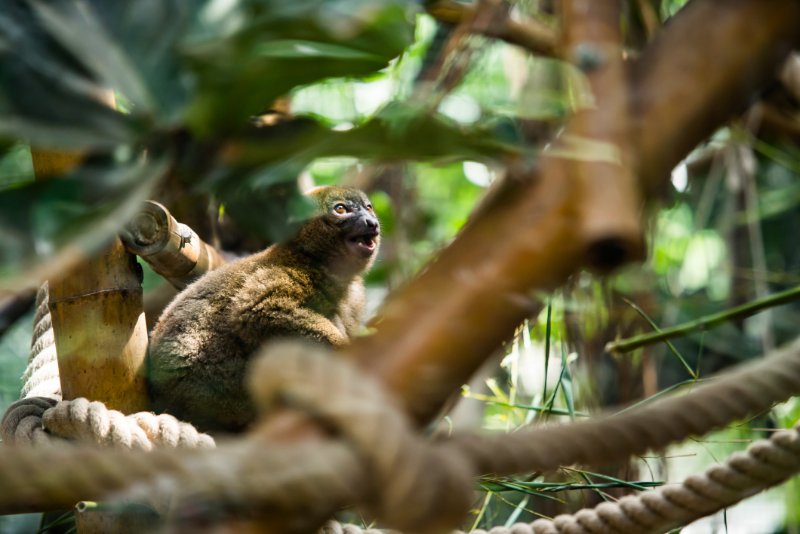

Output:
xmin=325 ymin=189 xmax=379 ymax=259
xmin=302 ymin=186 xmax=381 ymax=271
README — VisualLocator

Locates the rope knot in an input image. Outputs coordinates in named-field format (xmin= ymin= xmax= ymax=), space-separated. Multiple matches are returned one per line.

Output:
xmin=0 ymin=397 xmax=59 ymax=446
xmin=1 ymin=397 xmax=214 ymax=451
xmin=247 ymin=340 xmax=476 ymax=533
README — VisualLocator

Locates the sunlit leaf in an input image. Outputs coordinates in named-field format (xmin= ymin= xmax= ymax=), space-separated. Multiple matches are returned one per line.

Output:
xmin=31 ymin=0 xmax=153 ymax=113
xmin=184 ymin=0 xmax=416 ymax=133
xmin=255 ymin=40 xmax=387 ymax=61
xmin=203 ymin=106 xmax=519 ymax=241
xmin=0 ymin=2 xmax=140 ymax=149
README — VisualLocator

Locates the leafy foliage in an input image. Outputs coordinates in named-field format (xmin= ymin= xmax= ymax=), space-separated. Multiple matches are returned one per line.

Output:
xmin=2 ymin=0 xmax=800 ymax=530
xmin=0 ymin=0 xmax=519 ymax=283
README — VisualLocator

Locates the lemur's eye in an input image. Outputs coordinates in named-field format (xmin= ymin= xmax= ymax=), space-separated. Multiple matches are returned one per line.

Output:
xmin=333 ymin=203 xmax=347 ymax=214
xmin=366 ymin=204 xmax=374 ymax=212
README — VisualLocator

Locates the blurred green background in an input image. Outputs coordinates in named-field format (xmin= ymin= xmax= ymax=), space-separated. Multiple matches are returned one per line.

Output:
xmin=3 ymin=0 xmax=800 ymax=531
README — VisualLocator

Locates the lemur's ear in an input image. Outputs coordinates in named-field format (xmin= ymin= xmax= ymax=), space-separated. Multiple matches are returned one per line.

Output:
xmin=303 ymin=185 xmax=327 ymax=196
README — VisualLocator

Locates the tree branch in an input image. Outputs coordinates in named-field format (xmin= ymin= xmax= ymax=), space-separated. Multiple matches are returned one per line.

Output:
xmin=426 ymin=0 xmax=558 ymax=56
xmin=345 ymin=0 xmax=800 ymax=425
xmin=630 ymin=0 xmax=800 ymax=197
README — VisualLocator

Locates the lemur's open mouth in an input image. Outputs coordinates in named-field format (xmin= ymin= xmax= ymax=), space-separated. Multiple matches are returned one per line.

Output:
xmin=347 ymin=232 xmax=379 ymax=255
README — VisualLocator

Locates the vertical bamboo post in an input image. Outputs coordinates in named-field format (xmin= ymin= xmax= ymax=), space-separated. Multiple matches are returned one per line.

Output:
xmin=31 ymin=91 xmax=151 ymax=534
xmin=560 ymin=0 xmax=644 ymax=270
xmin=45 ymin=238 xmax=150 ymax=413
xmin=32 ymin=91 xmax=150 ymax=414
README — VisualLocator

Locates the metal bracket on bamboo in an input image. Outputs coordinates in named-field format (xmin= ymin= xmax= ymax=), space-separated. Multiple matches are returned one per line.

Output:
xmin=121 ymin=201 xmax=226 ymax=290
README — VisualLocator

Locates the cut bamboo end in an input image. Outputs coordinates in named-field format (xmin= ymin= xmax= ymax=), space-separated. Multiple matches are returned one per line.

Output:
xmin=557 ymin=1 xmax=644 ymax=273
xmin=121 ymin=201 xmax=226 ymax=290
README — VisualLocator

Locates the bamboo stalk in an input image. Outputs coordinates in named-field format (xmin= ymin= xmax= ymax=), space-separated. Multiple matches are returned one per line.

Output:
xmin=32 ymin=93 xmax=150 ymax=414
xmin=29 ymin=87 xmax=152 ymax=533
xmin=121 ymin=201 xmax=226 ymax=290
xmin=46 ymin=236 xmax=150 ymax=413
xmin=559 ymin=0 xmax=644 ymax=270
xmin=606 ymin=284 xmax=800 ymax=354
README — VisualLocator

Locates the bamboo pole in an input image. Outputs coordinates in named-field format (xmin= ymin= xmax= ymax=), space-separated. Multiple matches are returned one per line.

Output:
xmin=33 ymin=92 xmax=150 ymax=414
xmin=559 ymin=0 xmax=644 ymax=270
xmin=121 ymin=201 xmax=226 ymax=290
xmin=32 ymin=91 xmax=151 ymax=533
xmin=46 ymin=238 xmax=150 ymax=413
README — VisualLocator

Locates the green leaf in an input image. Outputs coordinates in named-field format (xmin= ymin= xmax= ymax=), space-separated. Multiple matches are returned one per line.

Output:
xmin=0 ymin=2 xmax=140 ymax=149
xmin=0 ymin=143 xmax=34 ymax=191
xmin=201 ymin=105 xmax=520 ymax=240
xmin=184 ymin=0 xmax=416 ymax=133
xmin=0 ymin=154 xmax=167 ymax=288
xmin=88 ymin=0 xmax=199 ymax=123
xmin=30 ymin=0 xmax=153 ymax=113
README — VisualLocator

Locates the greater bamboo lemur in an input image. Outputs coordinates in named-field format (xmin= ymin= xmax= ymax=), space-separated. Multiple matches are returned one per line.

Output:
xmin=148 ymin=186 xmax=380 ymax=432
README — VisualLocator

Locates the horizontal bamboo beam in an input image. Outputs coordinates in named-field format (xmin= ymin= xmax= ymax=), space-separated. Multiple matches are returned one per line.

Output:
xmin=121 ymin=201 xmax=226 ymax=290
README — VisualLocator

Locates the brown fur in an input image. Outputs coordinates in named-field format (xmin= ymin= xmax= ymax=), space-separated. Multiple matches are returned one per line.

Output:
xmin=147 ymin=186 xmax=379 ymax=432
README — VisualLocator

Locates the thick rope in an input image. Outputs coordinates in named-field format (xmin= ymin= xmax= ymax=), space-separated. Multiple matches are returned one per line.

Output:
xmin=2 ymin=339 xmax=800 ymax=533
xmin=20 ymin=282 xmax=61 ymax=400
xmin=248 ymin=341 xmax=475 ymax=533
xmin=449 ymin=335 xmax=800 ymax=476
xmin=1 ymin=397 xmax=214 ymax=450
xmin=0 ymin=396 xmax=58 ymax=446
xmin=447 ymin=416 xmax=800 ymax=533
xmin=1 ymin=283 xmax=214 ymax=451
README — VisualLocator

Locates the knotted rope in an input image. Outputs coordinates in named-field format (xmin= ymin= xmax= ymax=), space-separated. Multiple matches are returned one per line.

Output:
xmin=1 ymin=283 xmax=214 ymax=451
xmin=2 ymin=339 xmax=800 ymax=533
xmin=1 ymin=397 xmax=214 ymax=450
xmin=248 ymin=341 xmax=475 ymax=532
xmin=0 ymin=396 xmax=56 ymax=446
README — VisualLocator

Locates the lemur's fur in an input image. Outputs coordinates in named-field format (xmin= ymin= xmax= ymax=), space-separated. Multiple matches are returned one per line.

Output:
xmin=148 ymin=186 xmax=379 ymax=432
